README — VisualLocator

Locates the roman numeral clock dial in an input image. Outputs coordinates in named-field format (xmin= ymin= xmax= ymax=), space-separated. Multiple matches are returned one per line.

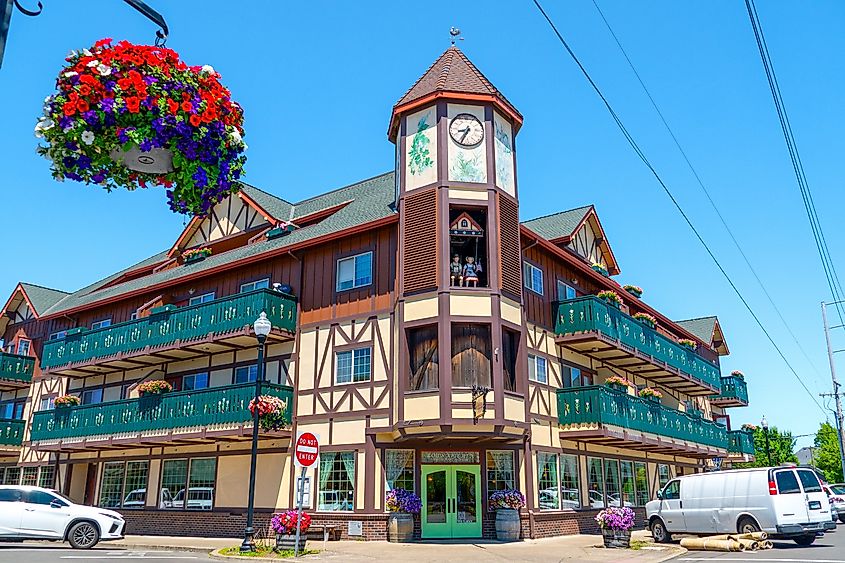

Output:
xmin=449 ymin=113 xmax=484 ymax=147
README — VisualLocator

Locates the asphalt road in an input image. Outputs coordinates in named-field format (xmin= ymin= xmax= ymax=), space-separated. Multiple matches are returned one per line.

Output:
xmin=673 ymin=521 xmax=845 ymax=562
xmin=0 ymin=544 xmax=216 ymax=562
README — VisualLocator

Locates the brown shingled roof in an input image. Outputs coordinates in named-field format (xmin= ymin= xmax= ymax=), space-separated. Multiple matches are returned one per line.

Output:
xmin=390 ymin=47 xmax=521 ymax=138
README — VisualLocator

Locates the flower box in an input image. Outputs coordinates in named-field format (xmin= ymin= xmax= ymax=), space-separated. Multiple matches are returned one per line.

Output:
xmin=601 ymin=528 xmax=631 ymax=548
xmin=677 ymin=339 xmax=696 ymax=351
xmin=184 ymin=253 xmax=206 ymax=264
xmin=266 ymin=223 xmax=297 ymax=240
xmin=54 ymin=395 xmax=81 ymax=409
xmin=596 ymin=290 xmax=623 ymax=309
xmin=591 ymin=263 xmax=609 ymax=277
xmin=271 ymin=510 xmax=310 ymax=551
xmin=607 ymin=383 xmax=628 ymax=393
xmin=275 ymin=534 xmax=307 ymax=552
xmin=622 ymin=285 xmax=642 ymax=298
xmin=182 ymin=247 xmax=211 ymax=265
xmin=633 ymin=312 xmax=657 ymax=329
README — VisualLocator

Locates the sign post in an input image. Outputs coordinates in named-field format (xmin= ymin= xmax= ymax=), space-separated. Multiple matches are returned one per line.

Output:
xmin=293 ymin=432 xmax=319 ymax=557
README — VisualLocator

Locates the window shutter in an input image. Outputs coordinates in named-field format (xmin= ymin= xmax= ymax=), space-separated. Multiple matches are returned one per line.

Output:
xmin=403 ymin=189 xmax=438 ymax=295
xmin=498 ymin=194 xmax=522 ymax=299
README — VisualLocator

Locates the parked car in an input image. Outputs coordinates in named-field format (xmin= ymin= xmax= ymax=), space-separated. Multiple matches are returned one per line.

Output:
xmin=0 ymin=485 xmax=124 ymax=549
xmin=647 ymin=467 xmax=835 ymax=546
xmin=824 ymin=484 xmax=845 ymax=524
xmin=171 ymin=487 xmax=213 ymax=510
xmin=122 ymin=488 xmax=174 ymax=509
xmin=588 ymin=490 xmax=633 ymax=508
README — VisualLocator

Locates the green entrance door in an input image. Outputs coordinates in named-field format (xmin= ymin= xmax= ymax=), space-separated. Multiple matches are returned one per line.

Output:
xmin=421 ymin=464 xmax=482 ymax=538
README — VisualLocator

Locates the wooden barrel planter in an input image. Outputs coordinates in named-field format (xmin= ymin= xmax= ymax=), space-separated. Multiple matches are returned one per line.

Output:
xmin=494 ymin=508 xmax=521 ymax=541
xmin=275 ymin=534 xmax=307 ymax=552
xmin=601 ymin=528 xmax=631 ymax=548
xmin=388 ymin=513 xmax=414 ymax=543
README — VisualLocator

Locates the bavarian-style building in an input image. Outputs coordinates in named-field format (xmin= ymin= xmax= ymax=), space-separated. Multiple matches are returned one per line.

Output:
xmin=0 ymin=47 xmax=754 ymax=540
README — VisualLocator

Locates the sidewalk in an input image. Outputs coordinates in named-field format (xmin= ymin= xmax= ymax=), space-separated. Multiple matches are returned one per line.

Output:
xmin=113 ymin=530 xmax=685 ymax=562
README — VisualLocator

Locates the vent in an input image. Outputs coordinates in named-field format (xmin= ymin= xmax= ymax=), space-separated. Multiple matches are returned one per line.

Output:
xmin=403 ymin=189 xmax=438 ymax=294
xmin=498 ymin=194 xmax=522 ymax=299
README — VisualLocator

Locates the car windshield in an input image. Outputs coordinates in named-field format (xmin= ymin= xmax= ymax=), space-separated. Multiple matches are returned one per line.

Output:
xmin=50 ymin=490 xmax=74 ymax=504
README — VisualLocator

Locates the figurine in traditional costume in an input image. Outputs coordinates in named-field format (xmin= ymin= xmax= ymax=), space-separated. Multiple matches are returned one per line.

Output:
xmin=450 ymin=254 xmax=463 ymax=286
xmin=463 ymin=256 xmax=481 ymax=287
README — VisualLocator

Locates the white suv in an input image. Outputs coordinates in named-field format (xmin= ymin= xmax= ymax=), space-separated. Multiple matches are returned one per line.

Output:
xmin=0 ymin=485 xmax=125 ymax=549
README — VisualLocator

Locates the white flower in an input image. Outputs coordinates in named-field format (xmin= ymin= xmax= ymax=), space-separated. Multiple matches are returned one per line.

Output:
xmin=83 ymin=48 xmax=92 ymax=57
xmin=97 ymin=63 xmax=112 ymax=76
xmin=63 ymin=71 xmax=78 ymax=78
xmin=200 ymin=64 xmax=215 ymax=75
xmin=81 ymin=131 xmax=95 ymax=145
xmin=40 ymin=117 xmax=54 ymax=130
xmin=230 ymin=130 xmax=242 ymax=144
xmin=86 ymin=59 xmax=99 ymax=68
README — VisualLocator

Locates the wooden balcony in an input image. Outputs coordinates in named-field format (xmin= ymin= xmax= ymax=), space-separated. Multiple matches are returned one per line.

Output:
xmin=554 ymin=297 xmax=720 ymax=396
xmin=0 ymin=418 xmax=24 ymax=448
xmin=0 ymin=352 xmax=34 ymax=390
xmin=711 ymin=375 xmax=749 ymax=408
xmin=40 ymin=289 xmax=297 ymax=377
xmin=29 ymin=382 xmax=293 ymax=450
xmin=556 ymin=385 xmax=729 ymax=458
xmin=727 ymin=428 xmax=755 ymax=459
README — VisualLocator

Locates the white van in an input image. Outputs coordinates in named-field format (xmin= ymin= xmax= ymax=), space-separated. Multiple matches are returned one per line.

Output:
xmin=647 ymin=466 xmax=836 ymax=546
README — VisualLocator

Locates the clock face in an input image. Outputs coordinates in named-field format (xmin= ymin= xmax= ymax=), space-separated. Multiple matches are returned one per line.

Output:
xmin=449 ymin=113 xmax=484 ymax=147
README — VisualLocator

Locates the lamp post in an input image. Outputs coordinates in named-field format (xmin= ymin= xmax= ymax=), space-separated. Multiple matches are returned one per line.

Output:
xmin=241 ymin=312 xmax=272 ymax=552
xmin=761 ymin=415 xmax=772 ymax=467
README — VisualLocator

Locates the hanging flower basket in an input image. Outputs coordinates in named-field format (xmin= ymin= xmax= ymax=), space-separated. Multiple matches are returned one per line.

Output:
xmin=248 ymin=395 xmax=289 ymax=432
xmin=622 ymin=284 xmax=642 ymax=298
xmin=36 ymin=38 xmax=246 ymax=217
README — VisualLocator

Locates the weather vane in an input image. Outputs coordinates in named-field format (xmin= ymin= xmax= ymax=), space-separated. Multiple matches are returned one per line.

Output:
xmin=449 ymin=26 xmax=463 ymax=45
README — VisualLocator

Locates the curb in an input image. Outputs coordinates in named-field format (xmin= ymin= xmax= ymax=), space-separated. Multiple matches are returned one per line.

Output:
xmin=110 ymin=542 xmax=225 ymax=553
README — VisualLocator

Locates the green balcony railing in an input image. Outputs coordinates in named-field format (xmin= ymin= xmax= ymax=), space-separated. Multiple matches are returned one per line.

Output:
xmin=556 ymin=385 xmax=729 ymax=450
xmin=29 ymin=382 xmax=293 ymax=442
xmin=728 ymin=429 xmax=755 ymax=455
xmin=554 ymin=297 xmax=721 ymax=390
xmin=41 ymin=289 xmax=297 ymax=370
xmin=0 ymin=352 xmax=35 ymax=384
xmin=714 ymin=375 xmax=749 ymax=405
xmin=0 ymin=418 xmax=24 ymax=446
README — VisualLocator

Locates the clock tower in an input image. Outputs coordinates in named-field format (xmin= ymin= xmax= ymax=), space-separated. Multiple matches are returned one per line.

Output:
xmin=389 ymin=46 xmax=527 ymax=429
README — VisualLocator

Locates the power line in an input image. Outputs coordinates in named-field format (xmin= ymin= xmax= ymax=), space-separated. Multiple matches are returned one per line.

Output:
xmin=531 ymin=0 xmax=825 ymax=413
xmin=589 ymin=0 xmax=827 ymax=384
xmin=744 ymin=0 xmax=845 ymax=326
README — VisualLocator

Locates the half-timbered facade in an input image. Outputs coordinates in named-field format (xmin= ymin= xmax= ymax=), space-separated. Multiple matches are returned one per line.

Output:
xmin=0 ymin=46 xmax=754 ymax=540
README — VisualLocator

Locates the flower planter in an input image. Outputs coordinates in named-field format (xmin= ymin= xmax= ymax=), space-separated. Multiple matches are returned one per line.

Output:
xmin=600 ymin=298 xmax=620 ymax=309
xmin=184 ymin=254 xmax=207 ymax=265
xmin=591 ymin=264 xmax=609 ymax=277
xmin=266 ymin=224 xmax=297 ymax=240
xmin=275 ymin=534 xmax=307 ymax=552
xmin=623 ymin=287 xmax=642 ymax=298
xmin=494 ymin=508 xmax=521 ymax=541
xmin=637 ymin=318 xmax=656 ymax=329
xmin=646 ymin=395 xmax=660 ymax=404
xmin=138 ymin=393 xmax=164 ymax=411
xmin=601 ymin=528 xmax=631 ymax=548
xmin=388 ymin=513 xmax=415 ymax=543
xmin=607 ymin=383 xmax=628 ymax=393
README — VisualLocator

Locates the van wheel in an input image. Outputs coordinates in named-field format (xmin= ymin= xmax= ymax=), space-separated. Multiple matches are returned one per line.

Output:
xmin=793 ymin=535 xmax=816 ymax=546
xmin=737 ymin=517 xmax=760 ymax=535
xmin=650 ymin=519 xmax=671 ymax=543
xmin=839 ymin=515 xmax=845 ymax=524
xmin=67 ymin=521 xmax=99 ymax=549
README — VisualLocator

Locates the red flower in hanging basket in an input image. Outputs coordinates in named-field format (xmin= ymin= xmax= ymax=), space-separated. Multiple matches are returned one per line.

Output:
xmin=36 ymin=39 xmax=246 ymax=217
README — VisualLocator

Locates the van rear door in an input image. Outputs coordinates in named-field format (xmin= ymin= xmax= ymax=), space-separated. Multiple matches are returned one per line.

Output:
xmin=771 ymin=469 xmax=806 ymax=528
xmin=796 ymin=469 xmax=830 ymax=524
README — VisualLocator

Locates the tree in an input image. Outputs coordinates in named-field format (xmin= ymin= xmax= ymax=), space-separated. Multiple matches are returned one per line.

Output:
xmin=736 ymin=424 xmax=798 ymax=468
xmin=814 ymin=422 xmax=843 ymax=483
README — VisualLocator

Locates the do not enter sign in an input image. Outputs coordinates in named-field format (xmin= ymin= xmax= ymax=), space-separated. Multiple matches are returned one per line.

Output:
xmin=294 ymin=431 xmax=320 ymax=468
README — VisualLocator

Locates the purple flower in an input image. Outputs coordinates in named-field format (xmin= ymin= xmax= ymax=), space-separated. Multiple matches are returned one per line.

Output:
xmin=139 ymin=138 xmax=153 ymax=152
xmin=59 ymin=116 xmax=73 ymax=131
xmin=192 ymin=167 xmax=208 ymax=188
xmin=92 ymin=172 xmax=106 ymax=183
xmin=76 ymin=155 xmax=92 ymax=170
xmin=101 ymin=98 xmax=115 ymax=113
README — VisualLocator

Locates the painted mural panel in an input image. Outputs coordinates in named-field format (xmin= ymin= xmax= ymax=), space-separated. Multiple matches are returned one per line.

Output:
xmin=494 ymin=111 xmax=515 ymax=195
xmin=447 ymin=104 xmax=487 ymax=184
xmin=404 ymin=105 xmax=437 ymax=191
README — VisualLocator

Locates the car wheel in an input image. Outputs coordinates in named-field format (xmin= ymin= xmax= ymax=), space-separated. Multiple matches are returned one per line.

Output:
xmin=839 ymin=515 xmax=845 ymax=524
xmin=67 ymin=521 xmax=100 ymax=549
xmin=793 ymin=535 xmax=816 ymax=546
xmin=650 ymin=519 xmax=672 ymax=543
xmin=737 ymin=516 xmax=760 ymax=535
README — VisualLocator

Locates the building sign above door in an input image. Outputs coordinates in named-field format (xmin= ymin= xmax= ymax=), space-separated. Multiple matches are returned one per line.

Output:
xmin=421 ymin=451 xmax=479 ymax=464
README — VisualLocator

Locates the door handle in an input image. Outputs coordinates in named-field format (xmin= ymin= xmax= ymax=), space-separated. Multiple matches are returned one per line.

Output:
xmin=24 ymin=508 xmax=35 ymax=512
xmin=679 ymin=501 xmax=683 ymax=509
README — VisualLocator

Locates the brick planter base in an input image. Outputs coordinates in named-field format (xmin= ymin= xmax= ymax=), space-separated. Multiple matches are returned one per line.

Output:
xmin=118 ymin=507 xmax=645 ymax=541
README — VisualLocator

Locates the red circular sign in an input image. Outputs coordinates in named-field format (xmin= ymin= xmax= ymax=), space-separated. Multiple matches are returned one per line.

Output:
xmin=295 ymin=432 xmax=319 ymax=467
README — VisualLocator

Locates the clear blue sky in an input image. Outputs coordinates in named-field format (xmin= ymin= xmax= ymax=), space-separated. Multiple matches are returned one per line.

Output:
xmin=2 ymin=1 xmax=843 ymax=447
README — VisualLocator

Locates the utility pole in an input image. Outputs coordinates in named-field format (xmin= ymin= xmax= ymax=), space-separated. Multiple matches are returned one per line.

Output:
xmin=821 ymin=301 xmax=845 ymax=479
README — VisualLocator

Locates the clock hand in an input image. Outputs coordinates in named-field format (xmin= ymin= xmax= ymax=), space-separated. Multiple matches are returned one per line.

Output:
xmin=459 ymin=128 xmax=470 ymax=143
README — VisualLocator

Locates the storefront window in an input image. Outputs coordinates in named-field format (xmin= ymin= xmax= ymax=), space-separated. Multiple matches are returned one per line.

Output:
xmin=123 ymin=461 xmax=150 ymax=509
xmin=385 ymin=449 xmax=414 ymax=493
xmin=657 ymin=464 xmax=671 ymax=490
xmin=619 ymin=461 xmax=635 ymax=506
xmin=486 ymin=451 xmax=515 ymax=493
xmin=537 ymin=452 xmax=559 ymax=510
xmin=587 ymin=457 xmax=604 ymax=508
xmin=99 ymin=462 xmax=125 ymax=508
xmin=161 ymin=459 xmax=188 ymax=510
xmin=38 ymin=466 xmax=56 ymax=489
xmin=319 ymin=451 xmax=355 ymax=511
xmin=187 ymin=458 xmax=216 ymax=510
xmin=160 ymin=458 xmax=214 ymax=511
xmin=635 ymin=462 xmax=649 ymax=506
xmin=21 ymin=467 xmax=38 ymax=487
xmin=2 ymin=467 xmax=20 ymax=485
xmin=560 ymin=454 xmax=580 ymax=509
xmin=603 ymin=459 xmax=620 ymax=509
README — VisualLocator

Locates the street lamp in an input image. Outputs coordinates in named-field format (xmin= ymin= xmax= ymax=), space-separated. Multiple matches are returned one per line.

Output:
xmin=761 ymin=415 xmax=772 ymax=467
xmin=241 ymin=312 xmax=272 ymax=552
